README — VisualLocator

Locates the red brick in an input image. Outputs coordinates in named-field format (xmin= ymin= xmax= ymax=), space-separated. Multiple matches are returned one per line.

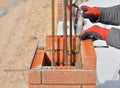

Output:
xmin=46 ymin=35 xmax=77 ymax=50
xmin=45 ymin=50 xmax=76 ymax=66
xmin=45 ymin=35 xmax=78 ymax=65
xmin=82 ymin=85 xmax=96 ymax=88
xmin=28 ymin=71 xmax=41 ymax=85
xmin=29 ymin=85 xmax=81 ymax=88
xmin=51 ymin=66 xmax=75 ymax=69
xmin=42 ymin=71 xmax=96 ymax=85
xmin=81 ymin=39 xmax=96 ymax=70
xmin=67 ymin=36 xmax=77 ymax=50
xmin=46 ymin=36 xmax=60 ymax=50
xmin=31 ymin=50 xmax=45 ymax=68
xmin=58 ymin=0 xmax=74 ymax=21
xmin=58 ymin=0 xmax=62 ymax=21
xmin=45 ymin=50 xmax=64 ymax=65
xmin=58 ymin=12 xmax=62 ymax=16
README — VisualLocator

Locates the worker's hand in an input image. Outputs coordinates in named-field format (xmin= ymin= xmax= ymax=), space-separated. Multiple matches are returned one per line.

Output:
xmin=80 ymin=5 xmax=100 ymax=23
xmin=80 ymin=25 xmax=109 ymax=41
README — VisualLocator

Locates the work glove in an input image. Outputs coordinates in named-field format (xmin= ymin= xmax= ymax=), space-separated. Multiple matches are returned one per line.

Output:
xmin=80 ymin=5 xmax=100 ymax=23
xmin=80 ymin=25 xmax=109 ymax=41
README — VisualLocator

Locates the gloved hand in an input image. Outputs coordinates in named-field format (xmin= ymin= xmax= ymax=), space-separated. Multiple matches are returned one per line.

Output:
xmin=81 ymin=5 xmax=100 ymax=23
xmin=80 ymin=25 xmax=109 ymax=41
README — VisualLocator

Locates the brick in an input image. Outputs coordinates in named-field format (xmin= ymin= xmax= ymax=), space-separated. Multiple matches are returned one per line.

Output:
xmin=58 ymin=0 xmax=62 ymax=21
xmin=29 ymin=85 xmax=81 ymax=88
xmin=46 ymin=35 xmax=78 ymax=65
xmin=42 ymin=70 xmax=96 ymax=85
xmin=66 ymin=36 xmax=77 ymax=50
xmin=28 ymin=71 xmax=41 ymax=85
xmin=81 ymin=39 xmax=96 ymax=70
xmin=58 ymin=0 xmax=74 ymax=21
xmin=45 ymin=51 xmax=76 ymax=66
xmin=51 ymin=66 xmax=75 ymax=69
xmin=58 ymin=16 xmax=62 ymax=21
xmin=46 ymin=36 xmax=60 ymax=50
xmin=82 ymin=85 xmax=96 ymax=88
xmin=45 ymin=51 xmax=64 ymax=65
xmin=46 ymin=35 xmax=77 ymax=50
xmin=31 ymin=50 xmax=45 ymax=68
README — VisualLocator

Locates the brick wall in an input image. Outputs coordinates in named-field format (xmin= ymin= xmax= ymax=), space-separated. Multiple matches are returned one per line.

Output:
xmin=28 ymin=70 xmax=96 ymax=88
xmin=28 ymin=36 xmax=96 ymax=88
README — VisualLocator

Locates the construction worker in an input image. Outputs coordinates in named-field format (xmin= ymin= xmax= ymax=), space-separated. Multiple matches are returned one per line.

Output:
xmin=80 ymin=5 xmax=120 ymax=49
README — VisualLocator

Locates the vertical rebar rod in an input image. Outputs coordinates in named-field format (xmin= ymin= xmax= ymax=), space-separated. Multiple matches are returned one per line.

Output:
xmin=75 ymin=0 xmax=86 ymax=69
xmin=51 ymin=0 xmax=55 ymax=66
xmin=70 ymin=0 xmax=72 ymax=65
xmin=63 ymin=0 xmax=68 ymax=66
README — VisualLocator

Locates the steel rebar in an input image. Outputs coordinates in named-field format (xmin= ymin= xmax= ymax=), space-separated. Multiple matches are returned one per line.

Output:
xmin=63 ymin=0 xmax=68 ymax=66
xmin=75 ymin=0 xmax=86 ymax=69
xmin=70 ymin=0 xmax=73 ymax=65
xmin=51 ymin=0 xmax=55 ymax=66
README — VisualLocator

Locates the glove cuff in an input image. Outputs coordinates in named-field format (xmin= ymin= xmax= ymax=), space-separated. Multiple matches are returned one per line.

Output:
xmin=103 ymin=28 xmax=110 ymax=40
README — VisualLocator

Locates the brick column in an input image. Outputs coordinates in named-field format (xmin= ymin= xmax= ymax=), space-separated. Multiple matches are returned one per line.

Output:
xmin=28 ymin=36 xmax=96 ymax=88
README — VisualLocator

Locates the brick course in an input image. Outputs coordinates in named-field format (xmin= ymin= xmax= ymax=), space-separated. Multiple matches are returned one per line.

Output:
xmin=29 ymin=85 xmax=81 ymax=88
xmin=42 ymin=71 xmax=96 ymax=85
xmin=82 ymin=85 xmax=96 ymax=88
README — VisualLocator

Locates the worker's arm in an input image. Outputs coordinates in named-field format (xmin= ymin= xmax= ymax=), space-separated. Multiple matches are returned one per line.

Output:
xmin=81 ymin=5 xmax=120 ymax=25
xmin=80 ymin=25 xmax=120 ymax=49
xmin=106 ymin=27 xmax=120 ymax=49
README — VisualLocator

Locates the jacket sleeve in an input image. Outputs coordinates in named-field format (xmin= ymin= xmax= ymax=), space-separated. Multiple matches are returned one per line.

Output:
xmin=106 ymin=27 xmax=120 ymax=49
xmin=97 ymin=5 xmax=120 ymax=25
